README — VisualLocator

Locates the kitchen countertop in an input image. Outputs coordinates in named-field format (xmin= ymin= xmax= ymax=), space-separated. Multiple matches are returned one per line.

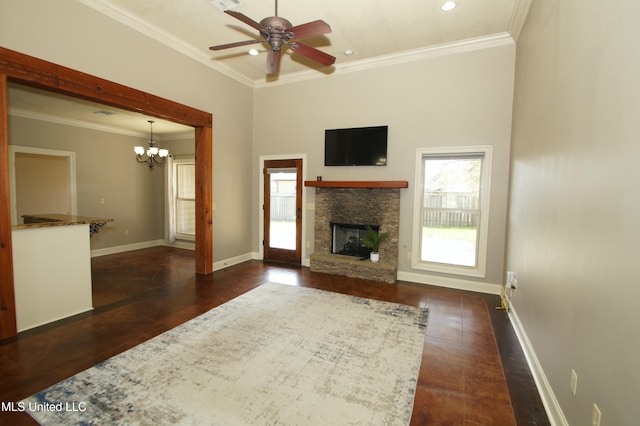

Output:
xmin=13 ymin=214 xmax=114 ymax=231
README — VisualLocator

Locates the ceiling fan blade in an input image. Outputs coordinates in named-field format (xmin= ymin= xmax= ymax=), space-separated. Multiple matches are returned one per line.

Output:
xmin=266 ymin=49 xmax=282 ymax=74
xmin=209 ymin=39 xmax=260 ymax=51
xmin=224 ymin=10 xmax=262 ymax=31
xmin=289 ymin=42 xmax=336 ymax=66
xmin=288 ymin=20 xmax=332 ymax=40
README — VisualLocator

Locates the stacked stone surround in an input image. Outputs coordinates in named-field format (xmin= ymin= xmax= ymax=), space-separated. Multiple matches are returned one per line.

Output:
xmin=310 ymin=187 xmax=400 ymax=283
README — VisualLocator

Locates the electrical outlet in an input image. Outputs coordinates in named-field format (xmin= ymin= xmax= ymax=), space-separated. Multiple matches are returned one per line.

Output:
xmin=407 ymin=252 xmax=412 ymax=260
xmin=592 ymin=403 xmax=601 ymax=426
xmin=570 ymin=370 xmax=578 ymax=395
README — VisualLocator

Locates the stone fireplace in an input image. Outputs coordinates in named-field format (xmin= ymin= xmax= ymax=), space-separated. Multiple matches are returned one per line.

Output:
xmin=307 ymin=181 xmax=407 ymax=284
xmin=331 ymin=222 xmax=379 ymax=258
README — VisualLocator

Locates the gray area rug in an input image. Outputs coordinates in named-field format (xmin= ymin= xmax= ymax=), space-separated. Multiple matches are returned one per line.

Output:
xmin=22 ymin=282 xmax=429 ymax=425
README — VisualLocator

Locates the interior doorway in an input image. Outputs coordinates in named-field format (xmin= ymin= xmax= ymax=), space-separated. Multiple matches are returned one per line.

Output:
xmin=0 ymin=47 xmax=213 ymax=340
xmin=9 ymin=146 xmax=77 ymax=225
xmin=263 ymin=158 xmax=303 ymax=265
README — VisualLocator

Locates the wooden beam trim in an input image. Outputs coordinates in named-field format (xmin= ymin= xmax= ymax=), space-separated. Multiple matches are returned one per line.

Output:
xmin=0 ymin=47 xmax=215 ymax=339
xmin=0 ymin=47 xmax=211 ymax=128
xmin=0 ymin=73 xmax=17 ymax=339
xmin=304 ymin=180 xmax=409 ymax=189
xmin=195 ymin=126 xmax=213 ymax=274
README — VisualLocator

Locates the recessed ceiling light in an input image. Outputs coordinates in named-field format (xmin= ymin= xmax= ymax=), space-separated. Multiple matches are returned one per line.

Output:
xmin=248 ymin=48 xmax=259 ymax=56
xmin=211 ymin=0 xmax=244 ymax=12
xmin=343 ymin=49 xmax=354 ymax=56
xmin=93 ymin=110 xmax=115 ymax=116
xmin=441 ymin=1 xmax=456 ymax=11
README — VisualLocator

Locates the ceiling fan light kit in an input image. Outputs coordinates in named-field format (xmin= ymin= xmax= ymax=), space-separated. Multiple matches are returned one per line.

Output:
xmin=209 ymin=0 xmax=335 ymax=75
xmin=211 ymin=0 xmax=245 ymax=12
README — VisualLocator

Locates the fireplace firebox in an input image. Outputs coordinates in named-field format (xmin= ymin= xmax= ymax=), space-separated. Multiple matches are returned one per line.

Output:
xmin=330 ymin=222 xmax=380 ymax=258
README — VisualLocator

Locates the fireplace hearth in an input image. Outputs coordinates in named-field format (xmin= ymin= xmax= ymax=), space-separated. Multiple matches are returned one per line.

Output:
xmin=309 ymin=185 xmax=404 ymax=284
xmin=331 ymin=223 xmax=379 ymax=258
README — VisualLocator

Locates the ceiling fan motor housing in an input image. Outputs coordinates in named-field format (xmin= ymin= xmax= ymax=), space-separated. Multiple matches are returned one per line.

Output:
xmin=260 ymin=16 xmax=292 ymax=30
xmin=260 ymin=16 xmax=294 ymax=51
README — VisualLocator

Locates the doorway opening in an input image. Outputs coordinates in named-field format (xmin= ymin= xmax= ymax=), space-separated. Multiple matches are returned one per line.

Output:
xmin=0 ymin=47 xmax=213 ymax=339
xmin=9 ymin=146 xmax=77 ymax=225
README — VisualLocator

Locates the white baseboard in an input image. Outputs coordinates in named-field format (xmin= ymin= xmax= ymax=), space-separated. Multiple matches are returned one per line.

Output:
xmin=508 ymin=304 xmax=568 ymax=426
xmin=163 ymin=240 xmax=195 ymax=250
xmin=17 ymin=307 xmax=94 ymax=333
xmin=250 ymin=252 xmax=311 ymax=268
xmin=91 ymin=240 xmax=165 ymax=257
xmin=92 ymin=246 xmax=499 ymax=296
xmin=92 ymin=242 xmax=259 ymax=273
xmin=397 ymin=270 xmax=502 ymax=295
xmin=92 ymin=242 xmax=250 ymax=274
xmin=213 ymin=252 xmax=255 ymax=271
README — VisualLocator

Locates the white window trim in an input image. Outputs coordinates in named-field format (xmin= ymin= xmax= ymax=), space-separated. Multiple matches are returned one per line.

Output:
xmin=173 ymin=157 xmax=196 ymax=241
xmin=411 ymin=145 xmax=492 ymax=278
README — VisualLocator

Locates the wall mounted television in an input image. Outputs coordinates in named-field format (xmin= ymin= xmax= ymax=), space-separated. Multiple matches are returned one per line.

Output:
xmin=324 ymin=125 xmax=388 ymax=166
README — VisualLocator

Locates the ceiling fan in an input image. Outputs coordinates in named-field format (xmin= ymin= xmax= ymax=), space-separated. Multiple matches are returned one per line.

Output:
xmin=209 ymin=0 xmax=336 ymax=74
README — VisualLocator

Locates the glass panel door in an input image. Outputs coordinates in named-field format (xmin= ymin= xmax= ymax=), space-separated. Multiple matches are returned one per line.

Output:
xmin=263 ymin=159 xmax=302 ymax=264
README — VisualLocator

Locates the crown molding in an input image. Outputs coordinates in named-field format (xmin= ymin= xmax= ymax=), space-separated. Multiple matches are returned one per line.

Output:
xmin=80 ymin=0 xmax=516 ymax=89
xmin=9 ymin=107 xmax=193 ymax=141
xmin=77 ymin=0 xmax=255 ymax=88
xmin=10 ymin=107 xmax=142 ymax=137
xmin=509 ymin=0 xmax=534 ymax=41
xmin=254 ymin=33 xmax=515 ymax=89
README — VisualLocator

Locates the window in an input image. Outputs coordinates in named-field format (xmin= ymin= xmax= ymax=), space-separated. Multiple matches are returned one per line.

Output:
xmin=174 ymin=159 xmax=195 ymax=239
xmin=412 ymin=146 xmax=492 ymax=277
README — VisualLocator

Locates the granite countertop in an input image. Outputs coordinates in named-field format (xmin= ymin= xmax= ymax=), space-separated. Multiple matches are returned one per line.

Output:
xmin=13 ymin=214 xmax=114 ymax=230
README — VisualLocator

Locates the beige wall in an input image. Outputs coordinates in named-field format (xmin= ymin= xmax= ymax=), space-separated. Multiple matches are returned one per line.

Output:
xmin=162 ymin=137 xmax=195 ymax=158
xmin=15 ymin=152 xmax=70 ymax=222
xmin=508 ymin=0 xmax=640 ymax=424
xmin=253 ymin=43 xmax=516 ymax=290
xmin=0 ymin=0 xmax=254 ymax=262
xmin=9 ymin=116 xmax=164 ymax=249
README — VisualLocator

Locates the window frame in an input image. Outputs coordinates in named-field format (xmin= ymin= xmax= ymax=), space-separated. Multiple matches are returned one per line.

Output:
xmin=173 ymin=157 xmax=196 ymax=241
xmin=411 ymin=146 xmax=492 ymax=278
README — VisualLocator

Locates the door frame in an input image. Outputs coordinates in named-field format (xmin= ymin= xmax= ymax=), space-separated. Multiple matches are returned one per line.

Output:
xmin=9 ymin=145 xmax=78 ymax=225
xmin=258 ymin=154 xmax=307 ymax=265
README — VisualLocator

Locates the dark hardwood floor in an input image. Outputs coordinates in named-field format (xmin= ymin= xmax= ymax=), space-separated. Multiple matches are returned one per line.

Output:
xmin=0 ymin=247 xmax=549 ymax=425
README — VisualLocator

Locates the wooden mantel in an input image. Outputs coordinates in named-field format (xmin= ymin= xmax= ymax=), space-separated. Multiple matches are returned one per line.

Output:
xmin=304 ymin=180 xmax=408 ymax=189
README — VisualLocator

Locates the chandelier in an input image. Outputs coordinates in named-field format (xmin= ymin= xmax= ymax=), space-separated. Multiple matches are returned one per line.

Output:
xmin=134 ymin=120 xmax=169 ymax=169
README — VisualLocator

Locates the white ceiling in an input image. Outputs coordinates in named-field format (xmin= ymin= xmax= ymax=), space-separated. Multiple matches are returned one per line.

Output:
xmin=8 ymin=83 xmax=193 ymax=139
xmin=85 ymin=0 xmax=531 ymax=85
xmin=8 ymin=0 xmax=531 ymax=136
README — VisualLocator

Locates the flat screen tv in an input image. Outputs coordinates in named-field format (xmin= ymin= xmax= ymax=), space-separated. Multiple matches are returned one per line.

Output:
xmin=324 ymin=125 xmax=388 ymax=166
